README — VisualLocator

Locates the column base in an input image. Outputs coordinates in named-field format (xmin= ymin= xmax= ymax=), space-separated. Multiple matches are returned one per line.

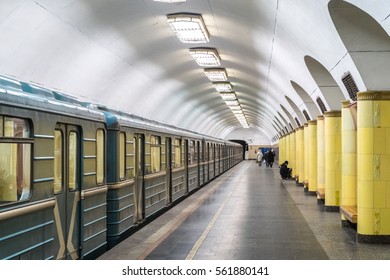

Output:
xmin=357 ymin=234 xmax=390 ymax=244
xmin=324 ymin=205 xmax=340 ymax=212
xmin=306 ymin=190 xmax=316 ymax=196
xmin=317 ymin=198 xmax=324 ymax=204
xmin=296 ymin=180 xmax=304 ymax=187
xmin=341 ymin=219 xmax=356 ymax=229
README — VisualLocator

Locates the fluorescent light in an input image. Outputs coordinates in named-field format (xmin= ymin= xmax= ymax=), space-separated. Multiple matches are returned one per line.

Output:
xmin=167 ymin=14 xmax=209 ymax=43
xmin=220 ymin=92 xmax=237 ymax=101
xmin=213 ymin=82 xmax=232 ymax=92
xmin=204 ymin=68 xmax=227 ymax=81
xmin=234 ymin=113 xmax=245 ymax=118
xmin=229 ymin=105 xmax=241 ymax=111
xmin=154 ymin=0 xmax=186 ymax=3
xmin=225 ymin=100 xmax=239 ymax=106
xmin=189 ymin=48 xmax=221 ymax=66
xmin=234 ymin=111 xmax=245 ymax=115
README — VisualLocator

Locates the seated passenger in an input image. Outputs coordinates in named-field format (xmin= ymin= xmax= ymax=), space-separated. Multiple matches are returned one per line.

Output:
xmin=280 ymin=161 xmax=291 ymax=179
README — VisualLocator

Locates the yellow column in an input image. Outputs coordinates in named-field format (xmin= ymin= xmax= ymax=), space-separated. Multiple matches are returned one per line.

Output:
xmin=317 ymin=115 xmax=325 ymax=200
xmin=286 ymin=132 xmax=291 ymax=166
xmin=357 ymin=91 xmax=390 ymax=242
xmin=297 ymin=126 xmax=305 ymax=185
xmin=296 ymin=128 xmax=301 ymax=180
xmin=290 ymin=130 xmax=296 ymax=178
xmin=279 ymin=136 xmax=285 ymax=165
xmin=324 ymin=111 xmax=342 ymax=211
xmin=303 ymin=123 xmax=309 ymax=189
xmin=294 ymin=129 xmax=299 ymax=179
xmin=308 ymin=120 xmax=317 ymax=193
xmin=341 ymin=100 xmax=357 ymax=225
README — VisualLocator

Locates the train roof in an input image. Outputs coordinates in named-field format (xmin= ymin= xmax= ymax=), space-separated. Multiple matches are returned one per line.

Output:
xmin=0 ymin=75 xmax=105 ymax=122
xmin=0 ymin=75 xmax=241 ymax=146
xmin=104 ymin=109 xmax=212 ymax=141
xmin=102 ymin=107 xmax=236 ymax=144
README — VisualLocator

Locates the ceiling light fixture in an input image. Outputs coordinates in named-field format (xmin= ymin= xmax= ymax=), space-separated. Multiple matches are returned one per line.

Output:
xmin=213 ymin=82 xmax=232 ymax=92
xmin=189 ymin=48 xmax=221 ymax=66
xmin=219 ymin=92 xmax=237 ymax=101
xmin=204 ymin=68 xmax=228 ymax=81
xmin=234 ymin=112 xmax=245 ymax=117
xmin=225 ymin=100 xmax=239 ymax=106
xmin=167 ymin=14 xmax=209 ymax=43
xmin=229 ymin=105 xmax=241 ymax=111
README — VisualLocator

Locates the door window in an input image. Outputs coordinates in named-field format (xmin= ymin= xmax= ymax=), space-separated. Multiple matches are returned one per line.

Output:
xmin=68 ymin=132 xmax=78 ymax=191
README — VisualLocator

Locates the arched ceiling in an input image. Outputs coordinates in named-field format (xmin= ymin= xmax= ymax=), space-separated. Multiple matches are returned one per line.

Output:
xmin=1 ymin=0 xmax=390 ymax=143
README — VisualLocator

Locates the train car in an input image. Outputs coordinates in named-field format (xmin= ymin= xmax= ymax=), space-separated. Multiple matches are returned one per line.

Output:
xmin=0 ymin=76 xmax=108 ymax=260
xmin=0 ymin=75 xmax=243 ymax=259
xmin=102 ymin=109 xmax=236 ymax=247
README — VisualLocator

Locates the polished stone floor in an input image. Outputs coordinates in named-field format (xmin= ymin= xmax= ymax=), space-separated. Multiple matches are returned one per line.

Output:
xmin=98 ymin=160 xmax=390 ymax=260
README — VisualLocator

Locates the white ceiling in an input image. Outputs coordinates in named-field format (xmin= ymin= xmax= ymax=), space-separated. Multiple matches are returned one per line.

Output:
xmin=1 ymin=0 xmax=390 ymax=143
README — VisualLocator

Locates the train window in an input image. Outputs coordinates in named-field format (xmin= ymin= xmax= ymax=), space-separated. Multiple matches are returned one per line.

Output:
xmin=119 ymin=132 xmax=125 ymax=179
xmin=3 ymin=117 xmax=30 ymax=137
xmin=0 ymin=143 xmax=31 ymax=202
xmin=199 ymin=141 xmax=202 ymax=162
xmin=54 ymin=130 xmax=63 ymax=194
xmin=151 ymin=136 xmax=161 ymax=173
xmin=173 ymin=138 xmax=182 ymax=168
xmin=189 ymin=140 xmax=195 ymax=165
xmin=188 ymin=141 xmax=191 ymax=164
xmin=209 ymin=144 xmax=214 ymax=161
xmin=194 ymin=141 xmax=198 ymax=164
xmin=68 ymin=132 xmax=78 ymax=191
xmin=129 ymin=137 xmax=135 ymax=179
xmin=0 ymin=117 xmax=31 ymax=203
xmin=193 ymin=141 xmax=198 ymax=164
xmin=96 ymin=129 xmax=105 ymax=184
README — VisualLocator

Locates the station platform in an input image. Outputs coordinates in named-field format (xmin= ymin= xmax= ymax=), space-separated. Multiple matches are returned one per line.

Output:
xmin=97 ymin=160 xmax=390 ymax=260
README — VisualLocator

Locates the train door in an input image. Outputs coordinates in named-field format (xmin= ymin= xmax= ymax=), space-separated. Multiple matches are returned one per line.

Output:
xmin=213 ymin=144 xmax=216 ymax=178
xmin=166 ymin=137 xmax=172 ymax=204
xmin=134 ymin=134 xmax=145 ymax=223
xmin=185 ymin=139 xmax=189 ymax=194
xmin=54 ymin=124 xmax=81 ymax=260
xmin=206 ymin=143 xmax=209 ymax=182
xmin=201 ymin=140 xmax=206 ymax=184
xmin=197 ymin=141 xmax=202 ymax=185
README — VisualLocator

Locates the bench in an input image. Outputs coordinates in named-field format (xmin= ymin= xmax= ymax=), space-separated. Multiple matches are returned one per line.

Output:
xmin=316 ymin=188 xmax=325 ymax=199
xmin=340 ymin=206 xmax=357 ymax=224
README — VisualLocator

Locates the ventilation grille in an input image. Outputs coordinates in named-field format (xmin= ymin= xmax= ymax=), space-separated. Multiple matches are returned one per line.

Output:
xmin=316 ymin=97 xmax=327 ymax=114
xmin=342 ymin=72 xmax=359 ymax=101
xmin=303 ymin=110 xmax=311 ymax=121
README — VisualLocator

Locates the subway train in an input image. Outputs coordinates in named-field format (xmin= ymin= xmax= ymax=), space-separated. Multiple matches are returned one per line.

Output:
xmin=0 ymin=75 xmax=243 ymax=260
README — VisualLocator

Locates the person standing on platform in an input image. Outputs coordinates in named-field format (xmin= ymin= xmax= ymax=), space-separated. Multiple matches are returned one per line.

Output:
xmin=267 ymin=148 xmax=275 ymax=168
xmin=256 ymin=148 xmax=263 ymax=166
xmin=263 ymin=150 xmax=269 ymax=167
